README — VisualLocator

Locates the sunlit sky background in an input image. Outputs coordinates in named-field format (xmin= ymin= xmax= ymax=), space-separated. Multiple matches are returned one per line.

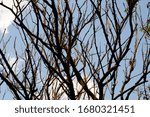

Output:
xmin=0 ymin=0 xmax=149 ymax=99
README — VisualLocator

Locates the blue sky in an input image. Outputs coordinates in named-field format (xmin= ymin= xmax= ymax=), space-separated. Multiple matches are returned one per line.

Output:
xmin=0 ymin=0 xmax=149 ymax=99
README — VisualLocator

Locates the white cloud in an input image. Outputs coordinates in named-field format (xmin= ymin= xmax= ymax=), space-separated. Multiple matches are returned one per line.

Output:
xmin=0 ymin=0 xmax=14 ymax=33
xmin=0 ymin=0 xmax=27 ymax=33
xmin=0 ymin=55 xmax=24 ymax=76
xmin=8 ymin=56 xmax=24 ymax=73
xmin=73 ymin=77 xmax=98 ymax=99
xmin=46 ymin=75 xmax=99 ymax=100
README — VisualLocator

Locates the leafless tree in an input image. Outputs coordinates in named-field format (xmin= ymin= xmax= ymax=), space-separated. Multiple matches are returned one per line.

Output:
xmin=0 ymin=0 xmax=149 ymax=100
